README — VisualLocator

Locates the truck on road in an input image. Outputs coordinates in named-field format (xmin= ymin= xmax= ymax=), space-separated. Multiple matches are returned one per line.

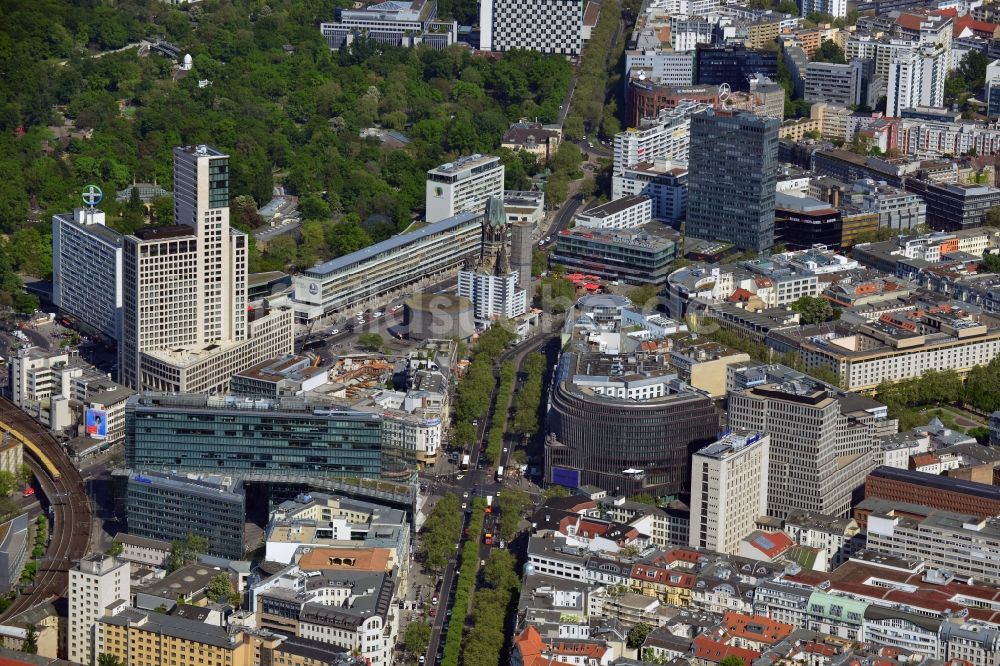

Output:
xmin=496 ymin=466 xmax=504 ymax=483
xmin=460 ymin=454 xmax=470 ymax=470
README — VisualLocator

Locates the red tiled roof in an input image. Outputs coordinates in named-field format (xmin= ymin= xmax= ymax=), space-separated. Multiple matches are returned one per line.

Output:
xmin=728 ymin=287 xmax=755 ymax=302
xmin=692 ymin=635 xmax=760 ymax=665
xmin=723 ymin=612 xmax=795 ymax=645
xmin=911 ymin=453 xmax=940 ymax=467
xmin=745 ymin=531 xmax=793 ymax=559
xmin=895 ymin=13 xmax=925 ymax=31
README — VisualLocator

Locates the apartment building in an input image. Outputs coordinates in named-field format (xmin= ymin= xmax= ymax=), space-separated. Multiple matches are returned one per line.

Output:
xmin=782 ymin=510 xmax=863 ymax=569
xmin=613 ymin=102 xmax=711 ymax=172
xmin=886 ymin=45 xmax=947 ymax=117
xmin=800 ymin=0 xmax=846 ymax=17
xmin=612 ymin=160 xmax=688 ymax=223
xmin=97 ymin=609 xmax=257 ymax=666
xmin=425 ymin=154 xmax=504 ymax=223
xmin=689 ymin=432 xmax=770 ymax=555
xmin=51 ymin=207 xmax=123 ymax=341
xmin=69 ymin=554 xmax=130 ymax=665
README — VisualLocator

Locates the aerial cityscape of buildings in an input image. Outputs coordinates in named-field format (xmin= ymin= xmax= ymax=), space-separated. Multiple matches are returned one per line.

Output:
xmin=9 ymin=0 xmax=1000 ymax=666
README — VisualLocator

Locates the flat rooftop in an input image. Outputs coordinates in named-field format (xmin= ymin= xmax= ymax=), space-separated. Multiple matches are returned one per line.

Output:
xmin=868 ymin=466 xmax=1000 ymax=501
xmin=427 ymin=153 xmax=500 ymax=176
xmin=302 ymin=211 xmax=479 ymax=279
xmin=579 ymin=195 xmax=650 ymax=218
xmin=131 ymin=225 xmax=196 ymax=242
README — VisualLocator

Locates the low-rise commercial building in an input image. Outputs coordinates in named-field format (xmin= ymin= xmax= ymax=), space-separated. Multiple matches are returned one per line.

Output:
xmin=575 ymin=196 xmax=652 ymax=230
xmin=319 ymin=0 xmax=457 ymax=49
xmin=551 ymin=223 xmax=678 ymax=285
xmin=863 ymin=466 xmax=1000 ymax=519
xmin=291 ymin=211 xmax=483 ymax=323
xmin=230 ymin=355 xmax=328 ymax=398
xmin=265 ymin=493 xmax=410 ymax=567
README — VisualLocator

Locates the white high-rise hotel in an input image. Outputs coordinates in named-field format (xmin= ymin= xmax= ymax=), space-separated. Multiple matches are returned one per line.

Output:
xmin=68 ymin=554 xmax=129 ymax=666
xmin=689 ymin=431 xmax=770 ymax=555
xmin=119 ymin=145 xmax=293 ymax=393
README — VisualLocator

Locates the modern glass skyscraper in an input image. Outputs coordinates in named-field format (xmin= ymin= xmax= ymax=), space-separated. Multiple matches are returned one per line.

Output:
xmin=686 ymin=110 xmax=780 ymax=254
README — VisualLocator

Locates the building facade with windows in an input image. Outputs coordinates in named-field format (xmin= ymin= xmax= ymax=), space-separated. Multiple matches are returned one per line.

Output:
xmin=126 ymin=470 xmax=246 ymax=560
xmin=613 ymin=102 xmax=711 ymax=172
xmin=575 ymin=196 xmax=653 ymax=230
xmin=125 ymin=393 xmax=383 ymax=480
xmin=728 ymin=376 xmax=889 ymax=519
xmin=69 ymin=554 xmax=130 ymax=666
xmin=686 ymin=111 xmax=780 ymax=254
xmin=546 ymin=352 xmax=719 ymax=498
xmin=612 ymin=161 xmax=688 ymax=223
xmin=52 ymin=207 xmax=123 ymax=342
xmin=291 ymin=211 xmax=483 ymax=323
xmin=425 ymin=154 xmax=505 ymax=224
xmin=120 ymin=145 xmax=293 ymax=393
xmin=480 ymin=0 xmax=585 ymax=55
xmin=689 ymin=432 xmax=770 ymax=555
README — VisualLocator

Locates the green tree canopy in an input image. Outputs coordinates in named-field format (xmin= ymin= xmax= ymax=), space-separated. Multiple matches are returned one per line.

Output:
xmin=627 ymin=623 xmax=653 ymax=650
xmin=169 ymin=534 xmax=209 ymax=572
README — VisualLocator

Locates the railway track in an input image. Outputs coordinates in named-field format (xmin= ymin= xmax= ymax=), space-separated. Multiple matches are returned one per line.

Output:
xmin=0 ymin=397 xmax=92 ymax=621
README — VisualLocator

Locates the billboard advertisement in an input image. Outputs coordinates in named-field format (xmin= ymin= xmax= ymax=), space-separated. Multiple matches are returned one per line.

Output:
xmin=85 ymin=408 xmax=107 ymax=439
xmin=551 ymin=466 xmax=581 ymax=489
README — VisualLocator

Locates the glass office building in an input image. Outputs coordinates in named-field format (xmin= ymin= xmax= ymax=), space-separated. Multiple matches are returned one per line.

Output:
xmin=126 ymin=470 xmax=246 ymax=560
xmin=125 ymin=394 xmax=383 ymax=479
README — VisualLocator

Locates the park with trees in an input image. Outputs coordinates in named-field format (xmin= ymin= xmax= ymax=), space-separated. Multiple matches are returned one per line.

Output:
xmin=0 ymin=0 xmax=572 ymax=309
